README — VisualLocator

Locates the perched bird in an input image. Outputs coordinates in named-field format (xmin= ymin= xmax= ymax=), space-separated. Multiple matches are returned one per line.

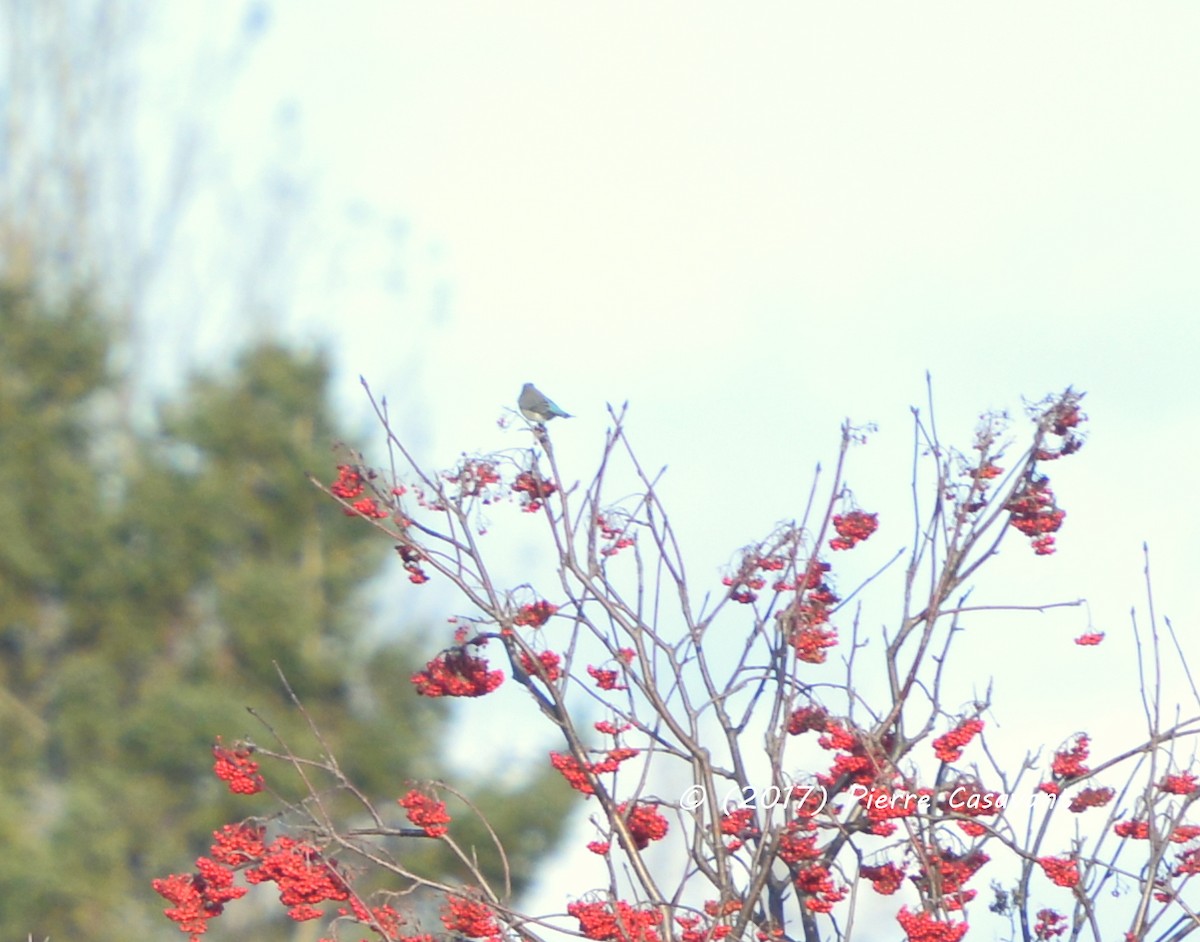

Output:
xmin=519 ymin=382 xmax=573 ymax=423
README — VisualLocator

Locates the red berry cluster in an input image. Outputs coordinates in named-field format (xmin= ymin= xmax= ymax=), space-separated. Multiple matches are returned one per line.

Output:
xmin=156 ymin=825 xmax=357 ymax=934
xmin=519 ymin=648 xmax=562 ymax=682
xmin=444 ymin=459 xmax=502 ymax=499
xmin=1114 ymin=819 xmax=1151 ymax=839
xmin=596 ymin=514 xmax=636 ymax=557
xmin=152 ymin=858 xmax=247 ymax=942
xmin=1159 ymin=771 xmax=1199 ymax=795
xmin=1036 ymin=856 xmax=1080 ymax=888
xmin=349 ymin=496 xmax=388 ymax=518
xmin=860 ymin=861 xmax=905 ymax=895
xmin=395 ymin=543 xmax=430 ymax=584
xmin=1006 ymin=475 xmax=1065 ymax=555
xmin=790 ymin=624 xmax=839 ymax=664
xmin=1074 ymin=631 xmax=1105 ymax=646
xmin=410 ymin=650 xmax=504 ymax=698
xmin=550 ymin=752 xmax=596 ymax=794
xmin=722 ymin=552 xmax=812 ymax=603
xmin=619 ymin=801 xmax=669 ymax=849
xmin=1112 ymin=820 xmax=1200 ymax=843
xmin=1034 ymin=908 xmax=1068 ymax=940
xmin=1067 ymin=786 xmax=1114 ymax=813
xmin=330 ymin=464 xmax=365 ymax=500
xmin=676 ymin=911 xmax=734 ymax=942
xmin=795 ymin=862 xmax=846 ymax=913
xmin=587 ymin=662 xmax=628 ymax=691
xmin=1049 ymin=735 xmax=1090 ymax=781
xmin=568 ymin=899 xmax=662 ymax=942
xmin=441 ymin=895 xmax=501 ymax=942
xmin=1034 ymin=393 xmax=1086 ymax=458
xmin=815 ymin=722 xmax=894 ymax=793
xmin=1176 ymin=846 xmax=1200 ymax=878
xmin=856 ymin=787 xmax=924 ymax=825
xmin=398 ymin=789 xmax=452 ymax=837
xmin=330 ymin=465 xmax=389 ymax=519
xmin=513 ymin=599 xmax=558 ymax=628
xmin=778 ymin=570 xmax=840 ymax=665
xmin=210 ymin=822 xmax=266 ymax=866
xmin=212 ymin=739 xmax=264 ymax=795
xmin=549 ymin=747 xmax=640 ymax=795
xmin=955 ymin=460 xmax=1005 ymax=515
xmin=720 ymin=808 xmax=760 ymax=851
xmin=343 ymin=898 xmax=407 ymax=939
xmin=787 ymin=704 xmax=829 ymax=736
xmin=912 ymin=846 xmax=988 ymax=911
xmin=722 ymin=563 xmax=766 ymax=604
xmin=932 ymin=718 xmax=984 ymax=763
xmin=513 ymin=470 xmax=557 ymax=512
xmin=245 ymin=836 xmax=351 ymax=922
xmin=777 ymin=826 xmax=819 ymax=865
xmin=830 ymin=511 xmax=878 ymax=551
xmin=972 ymin=462 xmax=1003 ymax=481
xmin=895 ymin=906 xmax=968 ymax=942
xmin=704 ymin=899 xmax=742 ymax=918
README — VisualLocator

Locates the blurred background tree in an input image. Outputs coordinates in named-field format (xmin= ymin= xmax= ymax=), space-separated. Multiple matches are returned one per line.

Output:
xmin=0 ymin=3 xmax=573 ymax=939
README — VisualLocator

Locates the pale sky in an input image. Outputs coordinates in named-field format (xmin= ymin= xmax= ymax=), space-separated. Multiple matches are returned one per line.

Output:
xmin=144 ymin=4 xmax=1200 ymax=936
xmin=216 ymin=1 xmax=1200 ymax=656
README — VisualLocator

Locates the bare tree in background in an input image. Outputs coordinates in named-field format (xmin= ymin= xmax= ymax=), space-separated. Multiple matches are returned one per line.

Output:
xmin=0 ymin=0 xmax=293 ymax=423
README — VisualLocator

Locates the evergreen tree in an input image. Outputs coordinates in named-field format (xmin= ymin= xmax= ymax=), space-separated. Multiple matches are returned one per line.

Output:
xmin=0 ymin=281 xmax=574 ymax=941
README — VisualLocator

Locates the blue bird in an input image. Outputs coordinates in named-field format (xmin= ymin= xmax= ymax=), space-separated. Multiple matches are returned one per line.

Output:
xmin=519 ymin=382 xmax=573 ymax=423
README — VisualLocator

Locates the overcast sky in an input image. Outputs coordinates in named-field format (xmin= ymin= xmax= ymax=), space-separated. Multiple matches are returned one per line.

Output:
xmin=148 ymin=4 xmax=1200 ymax=934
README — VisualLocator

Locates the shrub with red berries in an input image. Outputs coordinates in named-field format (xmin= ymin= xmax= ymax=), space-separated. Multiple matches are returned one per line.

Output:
xmin=154 ymin=387 xmax=1200 ymax=942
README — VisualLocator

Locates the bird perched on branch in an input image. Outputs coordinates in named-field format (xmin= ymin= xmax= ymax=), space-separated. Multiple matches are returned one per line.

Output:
xmin=519 ymin=383 xmax=573 ymax=423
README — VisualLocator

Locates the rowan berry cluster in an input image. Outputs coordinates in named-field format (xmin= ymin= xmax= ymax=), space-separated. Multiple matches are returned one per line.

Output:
xmin=396 ymin=543 xmax=430 ymax=584
xmin=330 ymin=464 xmax=366 ymax=500
xmin=1159 ymin=771 xmax=1198 ymax=795
xmin=619 ymin=801 xmax=670 ymax=850
xmin=1006 ymin=475 xmax=1065 ymax=555
xmin=720 ymin=808 xmax=760 ymax=852
xmin=568 ymin=899 xmax=662 ymax=942
xmin=860 ymin=861 xmax=905 ymax=895
xmin=519 ymin=648 xmax=562 ymax=681
xmin=895 ymin=905 xmax=968 ymax=942
xmin=444 ymin=459 xmax=502 ymax=499
xmin=410 ymin=649 xmax=504 ymax=698
xmin=398 ymin=790 xmax=452 ymax=838
xmin=1037 ymin=856 xmax=1080 ymax=888
xmin=912 ymin=847 xmax=989 ymax=911
xmin=777 ymin=564 xmax=841 ymax=664
xmin=1067 ymin=786 xmax=1114 ymax=813
xmin=550 ymin=746 xmax=640 ymax=796
xmin=1034 ymin=908 xmax=1068 ymax=939
xmin=596 ymin=513 xmax=636 ymax=556
xmin=932 ymin=719 xmax=985 ymax=763
xmin=830 ymin=510 xmax=878 ymax=550
xmin=154 ymin=817 xmax=354 ymax=938
xmin=513 ymin=599 xmax=557 ymax=628
xmin=441 ymin=895 xmax=501 ymax=942
xmin=1048 ymin=734 xmax=1091 ymax=781
xmin=211 ymin=739 xmax=264 ymax=795
xmin=513 ymin=470 xmax=557 ymax=512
